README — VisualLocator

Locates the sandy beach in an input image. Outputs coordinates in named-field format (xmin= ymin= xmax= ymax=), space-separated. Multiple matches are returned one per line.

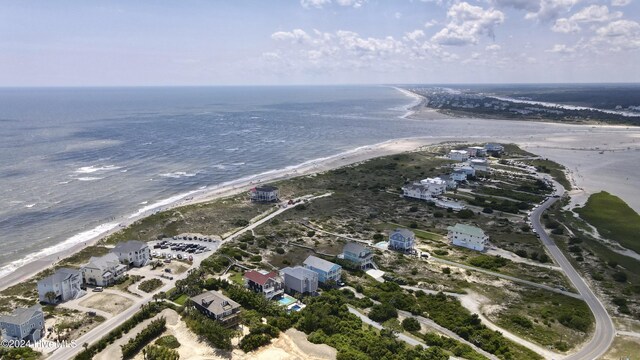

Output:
xmin=2 ymin=109 xmax=640 ymax=292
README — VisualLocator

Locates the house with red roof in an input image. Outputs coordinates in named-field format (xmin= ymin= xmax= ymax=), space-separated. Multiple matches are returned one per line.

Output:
xmin=243 ymin=270 xmax=284 ymax=300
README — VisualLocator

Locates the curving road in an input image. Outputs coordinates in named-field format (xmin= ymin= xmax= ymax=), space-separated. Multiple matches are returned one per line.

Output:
xmin=530 ymin=178 xmax=615 ymax=360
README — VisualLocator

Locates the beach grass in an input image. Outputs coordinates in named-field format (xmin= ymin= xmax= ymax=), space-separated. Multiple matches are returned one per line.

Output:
xmin=575 ymin=191 xmax=640 ymax=253
xmin=173 ymin=294 xmax=189 ymax=306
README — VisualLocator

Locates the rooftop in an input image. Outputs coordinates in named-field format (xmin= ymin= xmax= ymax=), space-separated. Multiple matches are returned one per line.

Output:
xmin=112 ymin=240 xmax=148 ymax=254
xmin=0 ymin=305 xmax=42 ymax=325
xmin=244 ymin=270 xmax=280 ymax=286
xmin=191 ymin=291 xmax=241 ymax=315
xmin=391 ymin=228 xmax=415 ymax=238
xmin=448 ymin=223 xmax=486 ymax=237
xmin=280 ymin=266 xmax=317 ymax=280
xmin=38 ymin=268 xmax=80 ymax=285
xmin=303 ymin=255 xmax=340 ymax=273
xmin=343 ymin=242 xmax=370 ymax=256
xmin=252 ymin=185 xmax=278 ymax=192
xmin=85 ymin=253 xmax=121 ymax=270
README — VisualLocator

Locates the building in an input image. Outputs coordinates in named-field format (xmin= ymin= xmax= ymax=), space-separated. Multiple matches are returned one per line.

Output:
xmin=303 ymin=256 xmax=342 ymax=284
xmin=0 ymin=305 xmax=45 ymax=342
xmin=250 ymin=185 xmax=279 ymax=202
xmin=111 ymin=240 xmax=150 ymax=267
xmin=419 ymin=178 xmax=447 ymax=195
xmin=37 ymin=268 xmax=84 ymax=304
xmin=190 ymin=291 xmax=241 ymax=327
xmin=467 ymin=146 xmax=487 ymax=157
xmin=455 ymin=165 xmax=476 ymax=177
xmin=436 ymin=175 xmax=457 ymax=189
xmin=484 ymin=143 xmax=504 ymax=154
xmin=243 ymin=270 xmax=284 ymax=300
xmin=342 ymin=242 xmax=374 ymax=269
xmin=402 ymin=184 xmax=433 ymax=201
xmin=448 ymin=224 xmax=489 ymax=251
xmin=451 ymin=170 xmax=467 ymax=182
xmin=81 ymin=253 xmax=127 ymax=286
xmin=389 ymin=228 xmax=416 ymax=253
xmin=435 ymin=199 xmax=466 ymax=211
xmin=448 ymin=150 xmax=469 ymax=161
xmin=470 ymin=159 xmax=489 ymax=172
xmin=280 ymin=266 xmax=318 ymax=295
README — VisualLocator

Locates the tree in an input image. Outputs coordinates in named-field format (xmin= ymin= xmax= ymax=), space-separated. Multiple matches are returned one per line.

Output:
xmin=44 ymin=291 xmax=57 ymax=304
xmin=401 ymin=317 xmax=421 ymax=332
xmin=612 ymin=271 xmax=628 ymax=283
xmin=368 ymin=303 xmax=398 ymax=323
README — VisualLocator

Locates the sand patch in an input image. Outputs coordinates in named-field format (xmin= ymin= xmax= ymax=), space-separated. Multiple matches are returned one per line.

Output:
xmin=79 ymin=292 xmax=134 ymax=315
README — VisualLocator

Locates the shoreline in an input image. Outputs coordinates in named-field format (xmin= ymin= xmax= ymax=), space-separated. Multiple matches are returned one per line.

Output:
xmin=2 ymin=106 xmax=640 ymax=293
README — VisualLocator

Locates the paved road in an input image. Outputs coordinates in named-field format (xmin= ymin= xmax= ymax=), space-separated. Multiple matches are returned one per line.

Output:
xmin=429 ymin=256 xmax=583 ymax=299
xmin=346 ymin=306 xmax=426 ymax=347
xmin=530 ymin=178 xmax=615 ymax=360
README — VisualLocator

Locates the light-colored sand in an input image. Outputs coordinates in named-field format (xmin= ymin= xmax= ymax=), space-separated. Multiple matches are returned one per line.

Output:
xmin=78 ymin=292 xmax=134 ymax=315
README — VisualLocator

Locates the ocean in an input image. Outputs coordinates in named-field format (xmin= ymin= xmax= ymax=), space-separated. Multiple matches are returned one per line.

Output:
xmin=1 ymin=85 xmax=639 ymax=279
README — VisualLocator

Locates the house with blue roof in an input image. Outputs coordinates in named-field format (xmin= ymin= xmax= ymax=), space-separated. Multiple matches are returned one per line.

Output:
xmin=303 ymin=255 xmax=342 ymax=284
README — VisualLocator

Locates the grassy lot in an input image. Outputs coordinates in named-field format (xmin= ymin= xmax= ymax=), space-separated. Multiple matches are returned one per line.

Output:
xmin=575 ymin=191 xmax=640 ymax=253
xmin=486 ymin=289 xmax=593 ymax=351
xmin=139 ymin=278 xmax=164 ymax=293
xmin=602 ymin=335 xmax=640 ymax=360
xmin=228 ymin=271 xmax=244 ymax=285
xmin=173 ymin=294 xmax=189 ymax=306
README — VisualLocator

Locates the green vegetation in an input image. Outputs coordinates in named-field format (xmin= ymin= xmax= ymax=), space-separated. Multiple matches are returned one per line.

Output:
xmin=239 ymin=324 xmax=280 ymax=352
xmin=139 ymin=278 xmax=164 ymax=293
xmin=420 ymin=332 xmax=489 ymax=360
xmin=121 ymin=317 xmax=167 ymax=359
xmin=468 ymin=255 xmax=509 ymax=270
xmin=0 ymin=347 xmax=41 ymax=360
xmin=401 ymin=317 xmax=421 ymax=332
xmin=576 ymin=191 xmax=640 ymax=253
xmin=74 ymin=302 xmax=176 ymax=360
xmin=172 ymin=294 xmax=188 ymax=306
xmin=143 ymin=344 xmax=179 ymax=360
xmin=368 ymin=303 xmax=398 ymax=323
xmin=182 ymin=308 xmax=236 ymax=351
xmin=155 ymin=335 xmax=180 ymax=349
xmin=523 ymin=159 xmax=571 ymax=190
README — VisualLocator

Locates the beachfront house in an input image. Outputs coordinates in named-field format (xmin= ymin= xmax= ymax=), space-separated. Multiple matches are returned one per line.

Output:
xmin=451 ymin=170 xmax=467 ymax=182
xmin=81 ymin=253 xmax=127 ymax=287
xmin=303 ymin=256 xmax=342 ymax=284
xmin=484 ymin=143 xmax=504 ymax=154
xmin=37 ymin=268 xmax=84 ymax=304
xmin=111 ymin=240 xmax=150 ymax=267
xmin=420 ymin=178 xmax=446 ymax=195
xmin=456 ymin=165 xmax=476 ymax=177
xmin=470 ymin=159 xmax=489 ymax=172
xmin=243 ymin=270 xmax=285 ymax=300
xmin=389 ymin=228 xmax=416 ymax=253
xmin=436 ymin=175 xmax=457 ymax=189
xmin=280 ymin=266 xmax=318 ymax=295
xmin=0 ymin=305 xmax=45 ymax=342
xmin=250 ymin=185 xmax=279 ymax=202
xmin=342 ymin=242 xmax=374 ymax=270
xmin=448 ymin=224 xmax=489 ymax=251
xmin=190 ymin=291 xmax=241 ymax=327
xmin=467 ymin=146 xmax=487 ymax=157
xmin=448 ymin=150 xmax=469 ymax=162
xmin=402 ymin=184 xmax=432 ymax=201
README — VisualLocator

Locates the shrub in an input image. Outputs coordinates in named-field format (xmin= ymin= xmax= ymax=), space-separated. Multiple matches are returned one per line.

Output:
xmin=121 ymin=317 xmax=166 ymax=359
xmin=551 ymin=228 xmax=564 ymax=235
xmin=139 ymin=279 xmax=163 ymax=293
xmin=402 ymin=317 xmax=421 ymax=332
xmin=612 ymin=271 xmax=628 ymax=283
xmin=433 ymin=249 xmax=448 ymax=256
xmin=515 ymin=249 xmax=528 ymax=258
xmin=433 ymin=212 xmax=444 ymax=218
xmin=307 ymin=231 xmax=316 ymax=237
xmin=468 ymin=255 xmax=508 ymax=270
xmin=372 ymin=233 xmax=384 ymax=241
xmin=607 ymin=260 xmax=618 ymax=268
xmin=155 ymin=335 xmax=180 ymax=349
xmin=368 ymin=303 xmax=398 ymax=323
xmin=144 ymin=344 xmax=179 ymax=360
xmin=275 ymin=247 xmax=285 ymax=254
xmin=409 ymin=206 xmax=419 ymax=212
xmin=482 ymin=207 xmax=494 ymax=214
xmin=409 ymin=222 xmax=418 ymax=229
xmin=234 ymin=219 xmax=249 ymax=227
xmin=457 ymin=209 xmax=474 ymax=219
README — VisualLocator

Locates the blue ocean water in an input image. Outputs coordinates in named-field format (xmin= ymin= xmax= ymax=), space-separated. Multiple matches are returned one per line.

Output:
xmin=0 ymin=86 xmax=420 ymax=276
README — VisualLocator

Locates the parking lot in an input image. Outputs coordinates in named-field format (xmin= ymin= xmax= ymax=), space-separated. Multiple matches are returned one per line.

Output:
xmin=149 ymin=234 xmax=220 ymax=262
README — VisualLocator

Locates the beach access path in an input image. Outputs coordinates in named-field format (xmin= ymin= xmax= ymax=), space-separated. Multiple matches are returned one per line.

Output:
xmin=46 ymin=192 xmax=328 ymax=360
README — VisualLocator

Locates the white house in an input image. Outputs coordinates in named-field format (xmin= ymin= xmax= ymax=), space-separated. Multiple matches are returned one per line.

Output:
xmin=456 ymin=165 xmax=476 ymax=177
xmin=37 ymin=268 xmax=85 ymax=304
xmin=447 ymin=224 xmax=488 ymax=251
xmin=112 ymin=240 xmax=150 ymax=267
xmin=81 ymin=253 xmax=127 ymax=286
xmin=467 ymin=146 xmax=487 ymax=157
xmin=451 ymin=170 xmax=467 ymax=182
xmin=484 ymin=143 xmax=504 ymax=154
xmin=420 ymin=178 xmax=447 ymax=195
xmin=448 ymin=150 xmax=469 ymax=161
xmin=436 ymin=175 xmax=457 ymax=189
xmin=470 ymin=159 xmax=489 ymax=172
xmin=402 ymin=184 xmax=433 ymax=201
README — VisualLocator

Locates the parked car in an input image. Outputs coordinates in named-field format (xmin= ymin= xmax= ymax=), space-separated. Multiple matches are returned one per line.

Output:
xmin=93 ymin=287 xmax=103 ymax=292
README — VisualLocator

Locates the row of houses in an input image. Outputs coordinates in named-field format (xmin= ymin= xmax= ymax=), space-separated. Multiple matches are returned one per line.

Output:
xmin=448 ymin=143 xmax=504 ymax=162
xmin=36 ymin=240 xmax=151 ymax=304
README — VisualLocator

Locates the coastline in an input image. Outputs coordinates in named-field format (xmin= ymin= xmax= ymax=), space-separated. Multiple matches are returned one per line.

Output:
xmin=3 ymin=103 xmax=640 ymax=293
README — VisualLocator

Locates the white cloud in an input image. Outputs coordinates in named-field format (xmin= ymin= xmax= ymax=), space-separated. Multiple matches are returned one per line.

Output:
xmin=335 ymin=0 xmax=367 ymax=8
xmin=432 ymin=2 xmax=505 ymax=46
xmin=271 ymin=29 xmax=312 ymax=44
xmin=395 ymin=12 xmax=402 ymax=19
xmin=611 ymin=0 xmax=632 ymax=6
xmin=596 ymin=19 xmax=640 ymax=37
xmin=525 ymin=0 xmax=580 ymax=22
xmin=485 ymin=44 xmax=501 ymax=51
xmin=493 ymin=0 xmax=540 ymax=11
xmin=424 ymin=20 xmax=439 ymax=28
xmin=552 ymin=18 xmax=581 ymax=32
xmin=300 ymin=0 xmax=331 ymax=8
xmin=404 ymin=30 xmax=426 ymax=42
xmin=552 ymin=6 xmax=623 ymax=33
xmin=546 ymin=43 xmax=576 ymax=53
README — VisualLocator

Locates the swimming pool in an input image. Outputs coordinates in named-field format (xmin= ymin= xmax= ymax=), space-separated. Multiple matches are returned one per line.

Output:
xmin=278 ymin=295 xmax=296 ymax=306
xmin=290 ymin=304 xmax=302 ymax=311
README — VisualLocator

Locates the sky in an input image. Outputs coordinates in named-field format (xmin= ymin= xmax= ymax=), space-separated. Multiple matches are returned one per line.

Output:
xmin=0 ymin=0 xmax=639 ymax=86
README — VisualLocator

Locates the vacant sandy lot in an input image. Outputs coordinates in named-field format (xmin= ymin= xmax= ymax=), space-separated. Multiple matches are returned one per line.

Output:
xmin=79 ymin=293 xmax=134 ymax=315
